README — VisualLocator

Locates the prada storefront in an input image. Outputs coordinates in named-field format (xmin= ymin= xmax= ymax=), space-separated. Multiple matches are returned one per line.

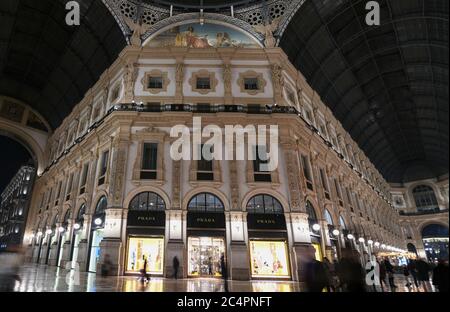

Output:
xmin=186 ymin=193 xmax=226 ymax=278
xmin=125 ymin=192 xmax=166 ymax=275
xmin=246 ymin=195 xmax=291 ymax=279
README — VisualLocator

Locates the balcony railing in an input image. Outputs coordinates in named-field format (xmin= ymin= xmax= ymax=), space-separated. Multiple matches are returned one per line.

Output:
xmin=399 ymin=209 xmax=449 ymax=216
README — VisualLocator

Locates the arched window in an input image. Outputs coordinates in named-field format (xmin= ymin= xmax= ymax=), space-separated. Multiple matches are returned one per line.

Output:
xmin=306 ymin=201 xmax=318 ymax=224
xmin=77 ymin=204 xmax=86 ymax=221
xmin=63 ymin=210 xmax=71 ymax=223
xmin=95 ymin=196 xmax=107 ymax=215
xmin=188 ymin=193 xmax=224 ymax=212
xmin=324 ymin=209 xmax=333 ymax=225
xmin=129 ymin=192 xmax=166 ymax=211
xmin=412 ymin=185 xmax=439 ymax=212
xmin=52 ymin=214 xmax=59 ymax=227
xmin=247 ymin=195 xmax=283 ymax=214
xmin=339 ymin=216 xmax=347 ymax=230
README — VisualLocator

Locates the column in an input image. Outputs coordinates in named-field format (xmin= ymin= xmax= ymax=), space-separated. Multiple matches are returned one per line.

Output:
xmin=60 ymin=220 xmax=74 ymax=269
xmin=289 ymin=212 xmax=315 ymax=283
xmin=99 ymin=208 xmax=124 ymax=275
xmin=76 ymin=214 xmax=91 ymax=272
xmin=165 ymin=210 xmax=184 ymax=278
xmin=320 ymin=219 xmax=333 ymax=260
xmin=39 ymin=226 xmax=51 ymax=265
xmin=228 ymin=211 xmax=249 ymax=280
xmin=48 ymin=223 xmax=62 ymax=266
xmin=165 ymin=155 xmax=185 ymax=278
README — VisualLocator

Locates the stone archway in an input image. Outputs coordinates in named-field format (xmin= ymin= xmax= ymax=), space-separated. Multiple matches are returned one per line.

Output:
xmin=0 ymin=96 xmax=50 ymax=175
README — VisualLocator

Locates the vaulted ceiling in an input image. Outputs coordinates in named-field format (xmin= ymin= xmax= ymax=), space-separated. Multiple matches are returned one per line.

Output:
xmin=0 ymin=0 xmax=448 ymax=183
xmin=0 ymin=0 xmax=126 ymax=129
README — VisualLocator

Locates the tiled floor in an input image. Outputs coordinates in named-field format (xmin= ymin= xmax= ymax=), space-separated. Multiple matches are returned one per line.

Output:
xmin=6 ymin=263 xmax=436 ymax=292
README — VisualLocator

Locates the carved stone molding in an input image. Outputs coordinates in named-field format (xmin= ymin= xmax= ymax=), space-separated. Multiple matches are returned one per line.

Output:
xmin=237 ymin=70 xmax=267 ymax=95
xmin=141 ymin=69 xmax=171 ymax=94
xmin=188 ymin=69 xmax=219 ymax=95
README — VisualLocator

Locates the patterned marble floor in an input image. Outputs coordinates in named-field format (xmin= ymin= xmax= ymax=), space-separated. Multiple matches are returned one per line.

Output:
xmin=6 ymin=263 xmax=436 ymax=292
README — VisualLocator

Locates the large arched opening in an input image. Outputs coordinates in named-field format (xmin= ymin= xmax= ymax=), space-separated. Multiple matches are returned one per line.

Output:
xmin=421 ymin=224 xmax=449 ymax=263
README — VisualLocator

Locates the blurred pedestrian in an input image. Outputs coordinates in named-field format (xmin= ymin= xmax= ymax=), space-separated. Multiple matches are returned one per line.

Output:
xmin=0 ymin=245 xmax=24 ymax=292
xmin=416 ymin=259 xmax=431 ymax=292
xmin=403 ymin=265 xmax=412 ymax=288
xmin=139 ymin=255 xmax=149 ymax=283
xmin=220 ymin=253 xmax=228 ymax=292
xmin=305 ymin=256 xmax=328 ymax=292
xmin=378 ymin=259 xmax=387 ymax=292
xmin=323 ymin=257 xmax=337 ymax=292
xmin=407 ymin=260 xmax=419 ymax=288
xmin=173 ymin=256 xmax=180 ymax=279
xmin=101 ymin=254 xmax=112 ymax=277
xmin=338 ymin=250 xmax=366 ymax=292
xmin=432 ymin=260 xmax=449 ymax=292
xmin=384 ymin=258 xmax=397 ymax=291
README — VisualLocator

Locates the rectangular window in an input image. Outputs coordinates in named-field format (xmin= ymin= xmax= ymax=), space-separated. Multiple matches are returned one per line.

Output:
xmin=79 ymin=164 xmax=89 ymax=194
xmin=287 ymin=90 xmax=296 ymax=104
xmin=141 ymin=143 xmax=158 ymax=180
xmin=244 ymin=78 xmax=259 ymax=90
xmin=98 ymin=150 xmax=109 ymax=186
xmin=320 ymin=169 xmax=330 ymax=200
xmin=47 ymin=188 xmax=53 ymax=209
xmin=196 ymin=77 xmax=211 ymax=90
xmin=148 ymin=77 xmax=163 ymax=89
xmin=66 ymin=174 xmax=74 ymax=201
xmin=55 ymin=181 xmax=62 ymax=206
xmin=197 ymin=144 xmax=214 ymax=181
xmin=334 ymin=179 xmax=343 ymax=206
xmin=301 ymin=155 xmax=313 ymax=190
xmin=253 ymin=146 xmax=271 ymax=182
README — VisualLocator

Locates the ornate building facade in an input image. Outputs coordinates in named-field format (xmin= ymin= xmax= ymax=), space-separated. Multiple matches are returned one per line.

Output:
xmin=392 ymin=176 xmax=449 ymax=261
xmin=23 ymin=17 xmax=406 ymax=282
xmin=0 ymin=165 xmax=36 ymax=250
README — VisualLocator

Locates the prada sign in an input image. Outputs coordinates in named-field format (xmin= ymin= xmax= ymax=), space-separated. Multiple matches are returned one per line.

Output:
xmin=247 ymin=214 xmax=286 ymax=230
xmin=127 ymin=211 xmax=165 ymax=227
xmin=187 ymin=212 xmax=225 ymax=229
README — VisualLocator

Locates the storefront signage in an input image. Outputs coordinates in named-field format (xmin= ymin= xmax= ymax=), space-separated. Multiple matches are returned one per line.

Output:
xmin=187 ymin=212 xmax=225 ymax=229
xmin=247 ymin=214 xmax=286 ymax=230
xmin=127 ymin=211 xmax=165 ymax=227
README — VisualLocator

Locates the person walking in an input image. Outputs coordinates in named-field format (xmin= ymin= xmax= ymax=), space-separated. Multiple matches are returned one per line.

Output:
xmin=378 ymin=259 xmax=387 ymax=292
xmin=407 ymin=260 xmax=419 ymax=288
xmin=101 ymin=254 xmax=112 ymax=277
xmin=416 ymin=259 xmax=431 ymax=292
xmin=432 ymin=260 xmax=449 ymax=292
xmin=323 ymin=257 xmax=336 ymax=292
xmin=305 ymin=257 xmax=328 ymax=292
xmin=384 ymin=258 xmax=397 ymax=291
xmin=140 ymin=255 xmax=149 ymax=283
xmin=403 ymin=265 xmax=412 ymax=289
xmin=173 ymin=256 xmax=180 ymax=279
xmin=220 ymin=253 xmax=229 ymax=292
xmin=337 ymin=251 xmax=366 ymax=292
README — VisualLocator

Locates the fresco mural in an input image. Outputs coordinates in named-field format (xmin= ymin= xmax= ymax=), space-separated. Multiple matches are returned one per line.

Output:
xmin=146 ymin=23 xmax=260 ymax=48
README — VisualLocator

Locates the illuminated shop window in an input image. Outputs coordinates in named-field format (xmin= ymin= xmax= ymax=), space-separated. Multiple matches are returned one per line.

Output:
xmin=249 ymin=240 xmax=290 ymax=278
xmin=126 ymin=237 xmax=165 ymax=274
xmin=188 ymin=237 xmax=224 ymax=277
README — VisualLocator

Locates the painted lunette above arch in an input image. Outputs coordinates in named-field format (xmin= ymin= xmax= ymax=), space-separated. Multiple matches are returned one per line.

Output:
xmin=102 ymin=0 xmax=307 ymax=48
xmin=142 ymin=15 xmax=264 ymax=48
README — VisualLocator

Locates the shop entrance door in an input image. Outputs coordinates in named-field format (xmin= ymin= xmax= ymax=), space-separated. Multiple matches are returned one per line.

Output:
xmin=188 ymin=237 xmax=225 ymax=278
